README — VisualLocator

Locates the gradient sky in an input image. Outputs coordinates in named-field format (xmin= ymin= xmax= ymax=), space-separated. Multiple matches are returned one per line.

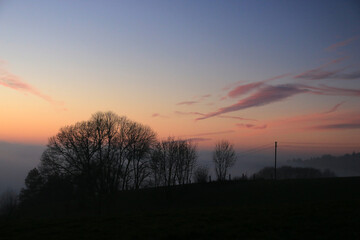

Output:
xmin=1 ymin=0 xmax=360 ymax=157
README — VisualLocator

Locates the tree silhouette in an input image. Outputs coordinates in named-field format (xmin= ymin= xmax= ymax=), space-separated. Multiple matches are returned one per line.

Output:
xmin=126 ymin=122 xmax=157 ymax=189
xmin=149 ymin=137 xmax=197 ymax=187
xmin=193 ymin=165 xmax=209 ymax=183
xmin=19 ymin=168 xmax=43 ymax=203
xmin=38 ymin=111 xmax=156 ymax=195
xmin=213 ymin=140 xmax=236 ymax=181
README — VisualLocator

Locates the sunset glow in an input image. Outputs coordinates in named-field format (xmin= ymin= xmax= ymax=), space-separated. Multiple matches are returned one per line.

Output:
xmin=1 ymin=0 xmax=359 ymax=156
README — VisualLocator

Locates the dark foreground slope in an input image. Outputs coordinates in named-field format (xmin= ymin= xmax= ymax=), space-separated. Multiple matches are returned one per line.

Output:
xmin=2 ymin=177 xmax=360 ymax=239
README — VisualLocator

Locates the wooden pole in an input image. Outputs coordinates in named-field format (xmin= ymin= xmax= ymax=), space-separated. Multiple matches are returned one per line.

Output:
xmin=275 ymin=141 xmax=277 ymax=180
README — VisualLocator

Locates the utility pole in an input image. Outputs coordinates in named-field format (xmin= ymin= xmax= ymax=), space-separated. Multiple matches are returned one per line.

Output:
xmin=274 ymin=141 xmax=277 ymax=180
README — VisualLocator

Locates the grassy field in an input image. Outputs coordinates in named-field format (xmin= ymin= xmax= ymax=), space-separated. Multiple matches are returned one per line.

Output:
xmin=1 ymin=177 xmax=360 ymax=239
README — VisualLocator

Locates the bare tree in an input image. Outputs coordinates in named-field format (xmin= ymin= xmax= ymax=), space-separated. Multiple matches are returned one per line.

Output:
xmin=149 ymin=137 xmax=197 ymax=187
xmin=213 ymin=140 xmax=236 ymax=181
xmin=193 ymin=165 xmax=209 ymax=183
xmin=175 ymin=140 xmax=197 ymax=185
xmin=39 ymin=111 xmax=156 ymax=195
xmin=127 ymin=122 xmax=157 ymax=189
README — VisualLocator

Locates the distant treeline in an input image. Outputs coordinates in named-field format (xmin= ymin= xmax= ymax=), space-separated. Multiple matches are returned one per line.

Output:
xmin=253 ymin=166 xmax=335 ymax=180
xmin=287 ymin=152 xmax=360 ymax=177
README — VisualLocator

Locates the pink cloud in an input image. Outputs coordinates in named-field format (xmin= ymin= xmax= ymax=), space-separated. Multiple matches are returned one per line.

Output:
xmin=220 ymin=96 xmax=227 ymax=101
xmin=217 ymin=115 xmax=257 ymax=122
xmin=176 ymin=94 xmax=213 ymax=107
xmin=294 ymin=57 xmax=351 ymax=80
xmin=191 ymin=130 xmax=235 ymax=137
xmin=175 ymin=111 xmax=204 ymax=116
xmin=184 ymin=137 xmax=212 ymax=142
xmin=222 ymin=81 xmax=242 ymax=91
xmin=334 ymin=71 xmax=360 ymax=80
xmin=175 ymin=111 xmax=256 ymax=122
xmin=177 ymin=130 xmax=234 ymax=143
xmin=295 ymin=68 xmax=360 ymax=81
xmin=0 ymin=66 xmax=64 ymax=107
xmin=323 ymin=102 xmax=345 ymax=114
xmin=176 ymin=101 xmax=198 ymax=106
xmin=304 ymin=84 xmax=360 ymax=96
xmin=294 ymin=68 xmax=345 ymax=80
xmin=310 ymin=123 xmax=360 ymax=130
xmin=271 ymin=110 xmax=333 ymax=127
xmin=228 ymin=81 xmax=264 ymax=98
xmin=227 ymin=74 xmax=290 ymax=98
xmin=237 ymin=123 xmax=267 ymax=130
xmin=201 ymin=94 xmax=211 ymax=98
xmin=197 ymin=81 xmax=360 ymax=121
xmin=325 ymin=36 xmax=359 ymax=51
xmin=268 ymin=107 xmax=360 ymax=134
xmin=152 ymin=113 xmax=169 ymax=118
xmin=197 ymin=84 xmax=306 ymax=120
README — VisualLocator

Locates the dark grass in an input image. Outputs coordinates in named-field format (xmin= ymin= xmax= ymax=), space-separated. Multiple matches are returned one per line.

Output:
xmin=1 ymin=177 xmax=360 ymax=239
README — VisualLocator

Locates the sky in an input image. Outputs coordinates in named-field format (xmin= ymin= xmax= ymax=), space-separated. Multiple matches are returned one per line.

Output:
xmin=1 ymin=1 xmax=360 ymax=190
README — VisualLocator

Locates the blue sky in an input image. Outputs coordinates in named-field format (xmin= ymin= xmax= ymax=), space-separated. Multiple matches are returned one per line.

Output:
xmin=1 ymin=0 xmax=359 ymax=143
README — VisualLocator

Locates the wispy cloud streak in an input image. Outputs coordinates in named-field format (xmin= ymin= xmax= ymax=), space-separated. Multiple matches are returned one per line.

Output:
xmin=152 ymin=113 xmax=169 ymax=118
xmin=332 ymin=71 xmax=360 ymax=80
xmin=228 ymin=81 xmax=264 ymax=98
xmin=294 ymin=57 xmax=348 ymax=80
xmin=267 ymin=106 xmax=360 ymax=135
xmin=197 ymin=82 xmax=360 ymax=121
xmin=175 ymin=111 xmax=256 ymax=121
xmin=326 ymin=36 xmax=359 ymax=51
xmin=200 ymin=94 xmax=211 ymax=99
xmin=228 ymin=74 xmax=290 ymax=98
xmin=294 ymin=68 xmax=344 ymax=80
xmin=0 ymin=66 xmax=63 ymax=107
xmin=197 ymin=84 xmax=306 ymax=120
xmin=295 ymin=68 xmax=360 ymax=80
xmin=237 ymin=123 xmax=267 ymax=130
xmin=176 ymin=101 xmax=198 ymax=106
xmin=184 ymin=137 xmax=212 ymax=142
xmin=311 ymin=123 xmax=360 ymax=130
xmin=175 ymin=111 xmax=204 ymax=116
xmin=191 ymin=130 xmax=235 ymax=137
xmin=304 ymin=85 xmax=360 ymax=96
xmin=217 ymin=115 xmax=257 ymax=121
xmin=323 ymin=102 xmax=345 ymax=114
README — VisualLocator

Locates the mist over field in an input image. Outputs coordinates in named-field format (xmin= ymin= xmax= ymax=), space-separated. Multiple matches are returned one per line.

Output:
xmin=1 ymin=139 xmax=359 ymax=194
xmin=0 ymin=141 xmax=44 ymax=193
xmin=0 ymin=142 xmax=304 ymax=193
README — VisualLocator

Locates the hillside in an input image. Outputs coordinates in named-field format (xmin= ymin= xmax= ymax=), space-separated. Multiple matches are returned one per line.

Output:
xmin=1 ymin=177 xmax=360 ymax=239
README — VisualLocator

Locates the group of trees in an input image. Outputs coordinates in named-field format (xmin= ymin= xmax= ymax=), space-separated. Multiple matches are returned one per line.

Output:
xmin=19 ymin=112 xmax=237 ymax=205
xmin=213 ymin=140 xmax=236 ymax=181
xmin=39 ymin=112 xmax=157 ymax=195
xmin=150 ymin=138 xmax=197 ymax=187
